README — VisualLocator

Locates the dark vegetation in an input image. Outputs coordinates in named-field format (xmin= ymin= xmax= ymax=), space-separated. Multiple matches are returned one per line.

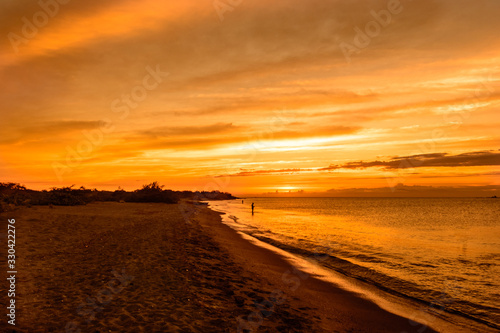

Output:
xmin=0 ymin=181 xmax=236 ymax=212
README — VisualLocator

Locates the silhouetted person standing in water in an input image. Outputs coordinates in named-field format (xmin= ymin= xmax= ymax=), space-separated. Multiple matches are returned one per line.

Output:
xmin=251 ymin=203 xmax=255 ymax=215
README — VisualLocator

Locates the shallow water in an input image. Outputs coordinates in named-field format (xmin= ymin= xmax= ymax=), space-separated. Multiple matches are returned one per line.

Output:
xmin=208 ymin=197 xmax=500 ymax=330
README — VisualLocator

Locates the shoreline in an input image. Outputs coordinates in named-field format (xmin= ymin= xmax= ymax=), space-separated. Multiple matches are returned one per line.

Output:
xmin=201 ymin=202 xmax=498 ymax=333
xmin=197 ymin=204 xmax=436 ymax=332
xmin=1 ymin=202 xmax=324 ymax=332
xmin=0 ymin=201 xmax=493 ymax=332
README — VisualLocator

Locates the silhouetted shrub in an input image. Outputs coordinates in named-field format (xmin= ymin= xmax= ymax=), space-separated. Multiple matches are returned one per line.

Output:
xmin=44 ymin=186 xmax=91 ymax=206
xmin=0 ymin=181 xmax=236 ymax=209
xmin=127 ymin=182 xmax=178 ymax=204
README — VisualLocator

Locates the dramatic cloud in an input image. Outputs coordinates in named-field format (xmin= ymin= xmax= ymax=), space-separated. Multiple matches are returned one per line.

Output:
xmin=1 ymin=1 xmax=499 ymax=193
xmin=321 ymin=150 xmax=500 ymax=171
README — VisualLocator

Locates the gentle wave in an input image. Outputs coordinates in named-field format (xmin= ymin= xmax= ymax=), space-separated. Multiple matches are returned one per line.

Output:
xmin=247 ymin=233 xmax=500 ymax=330
xmin=208 ymin=198 xmax=500 ymax=330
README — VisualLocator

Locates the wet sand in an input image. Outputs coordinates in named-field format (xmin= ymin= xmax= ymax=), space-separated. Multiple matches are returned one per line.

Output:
xmin=1 ymin=202 xmax=439 ymax=332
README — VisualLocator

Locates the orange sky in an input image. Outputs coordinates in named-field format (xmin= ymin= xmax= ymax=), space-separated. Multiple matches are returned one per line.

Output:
xmin=1 ymin=0 xmax=499 ymax=195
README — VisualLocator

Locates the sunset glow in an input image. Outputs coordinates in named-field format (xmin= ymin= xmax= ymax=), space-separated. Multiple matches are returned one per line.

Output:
xmin=1 ymin=0 xmax=499 ymax=195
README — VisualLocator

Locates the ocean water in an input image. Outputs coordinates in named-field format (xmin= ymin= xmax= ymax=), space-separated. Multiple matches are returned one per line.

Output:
xmin=208 ymin=197 xmax=500 ymax=330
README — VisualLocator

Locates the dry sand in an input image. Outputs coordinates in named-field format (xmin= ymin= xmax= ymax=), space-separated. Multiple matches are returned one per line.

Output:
xmin=0 ymin=202 xmax=438 ymax=332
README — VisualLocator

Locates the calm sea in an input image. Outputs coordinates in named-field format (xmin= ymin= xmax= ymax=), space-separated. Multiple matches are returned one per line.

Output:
xmin=208 ymin=197 xmax=500 ymax=330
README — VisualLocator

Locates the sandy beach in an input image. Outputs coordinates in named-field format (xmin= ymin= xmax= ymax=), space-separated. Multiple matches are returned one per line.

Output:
xmin=1 ymin=201 xmax=445 ymax=332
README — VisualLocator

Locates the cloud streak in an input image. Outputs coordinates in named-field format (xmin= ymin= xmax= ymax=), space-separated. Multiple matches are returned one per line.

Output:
xmin=139 ymin=123 xmax=239 ymax=137
xmin=321 ymin=150 xmax=500 ymax=171
xmin=215 ymin=168 xmax=316 ymax=178
xmin=1 ymin=0 xmax=499 ymax=192
xmin=0 ymin=120 xmax=106 ymax=145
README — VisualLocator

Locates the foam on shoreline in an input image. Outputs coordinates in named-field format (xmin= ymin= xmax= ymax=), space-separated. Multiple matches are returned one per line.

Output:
xmin=205 ymin=201 xmax=498 ymax=332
